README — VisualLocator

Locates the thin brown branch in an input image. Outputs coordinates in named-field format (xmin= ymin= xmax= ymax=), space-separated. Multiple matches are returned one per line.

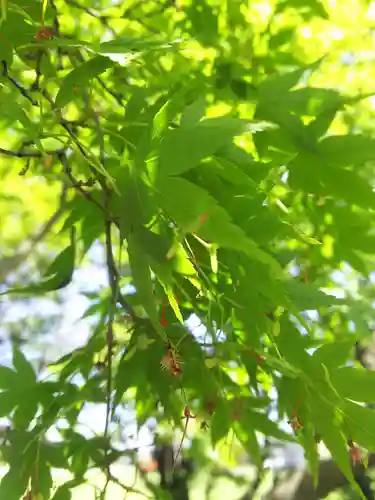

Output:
xmin=0 ymin=147 xmax=65 ymax=158
xmin=3 ymin=41 xmax=139 ymax=325
xmin=58 ymin=152 xmax=106 ymax=213
xmin=33 ymin=184 xmax=68 ymax=243
xmin=0 ymin=184 xmax=68 ymax=279
xmin=107 ymin=471 xmax=152 ymax=498
xmin=96 ymin=76 xmax=125 ymax=108
xmin=64 ymin=0 xmax=117 ymax=36
xmin=2 ymin=61 xmax=38 ymax=106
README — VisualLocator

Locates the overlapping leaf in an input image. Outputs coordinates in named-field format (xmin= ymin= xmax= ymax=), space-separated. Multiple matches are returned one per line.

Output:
xmin=55 ymin=56 xmax=113 ymax=109
xmin=1 ymin=227 xmax=76 ymax=295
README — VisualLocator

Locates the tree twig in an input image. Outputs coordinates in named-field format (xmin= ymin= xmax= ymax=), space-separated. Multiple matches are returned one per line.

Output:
xmin=0 ymin=184 xmax=68 ymax=280
xmin=0 ymin=147 xmax=65 ymax=158
xmin=2 ymin=61 xmax=38 ymax=106
xmin=64 ymin=0 xmax=117 ymax=36
xmin=107 ymin=470 xmax=152 ymax=498
xmin=58 ymin=152 xmax=106 ymax=213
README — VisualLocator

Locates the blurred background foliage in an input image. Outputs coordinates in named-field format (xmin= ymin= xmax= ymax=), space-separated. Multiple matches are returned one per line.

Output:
xmin=3 ymin=0 xmax=375 ymax=499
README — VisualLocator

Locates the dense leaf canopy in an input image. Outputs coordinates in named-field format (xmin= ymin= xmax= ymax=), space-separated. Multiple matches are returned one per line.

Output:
xmin=2 ymin=0 xmax=375 ymax=499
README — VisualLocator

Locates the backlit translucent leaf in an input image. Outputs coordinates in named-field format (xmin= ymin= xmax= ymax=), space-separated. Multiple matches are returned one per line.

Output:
xmin=55 ymin=56 xmax=113 ymax=109
xmin=13 ymin=347 xmax=36 ymax=382
xmin=329 ymin=367 xmax=375 ymax=403
xmin=51 ymin=485 xmax=72 ymax=500
xmin=310 ymin=394 xmax=355 ymax=487
xmin=284 ymin=280 xmax=343 ymax=310
xmin=180 ymin=97 xmax=206 ymax=127
xmin=156 ymin=176 xmax=284 ymax=276
xmin=312 ymin=340 xmax=354 ymax=369
xmin=343 ymin=400 xmax=375 ymax=451
xmin=289 ymin=153 xmax=375 ymax=208
xmin=317 ymin=135 xmax=375 ymax=167
xmin=127 ymin=232 xmax=166 ymax=341
xmin=158 ymin=117 xmax=247 ymax=176
xmin=1 ymin=227 xmax=76 ymax=295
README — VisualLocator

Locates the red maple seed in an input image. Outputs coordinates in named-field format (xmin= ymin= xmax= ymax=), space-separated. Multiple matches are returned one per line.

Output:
xmin=200 ymin=212 xmax=209 ymax=225
xmin=160 ymin=345 xmax=182 ymax=377
xmin=205 ymin=398 xmax=216 ymax=415
xmin=0 ymin=32 xmax=9 ymax=48
xmin=44 ymin=154 xmax=53 ymax=169
xmin=289 ymin=396 xmax=303 ymax=432
xmin=139 ymin=458 xmax=158 ymax=473
xmin=159 ymin=309 xmax=168 ymax=327
xmin=349 ymin=446 xmax=361 ymax=464
xmin=36 ymin=27 xmax=53 ymax=41
xmin=171 ymin=362 xmax=182 ymax=377
xmin=289 ymin=415 xmax=303 ymax=431
xmin=248 ymin=349 xmax=264 ymax=365
xmin=348 ymin=439 xmax=362 ymax=464
xmin=183 ymin=406 xmax=195 ymax=419
xmin=231 ymin=411 xmax=240 ymax=421
xmin=234 ymin=398 xmax=242 ymax=410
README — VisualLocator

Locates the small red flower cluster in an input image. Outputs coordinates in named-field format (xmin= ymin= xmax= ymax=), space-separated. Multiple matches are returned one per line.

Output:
xmin=160 ymin=343 xmax=181 ymax=377
xmin=348 ymin=439 xmax=361 ymax=464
